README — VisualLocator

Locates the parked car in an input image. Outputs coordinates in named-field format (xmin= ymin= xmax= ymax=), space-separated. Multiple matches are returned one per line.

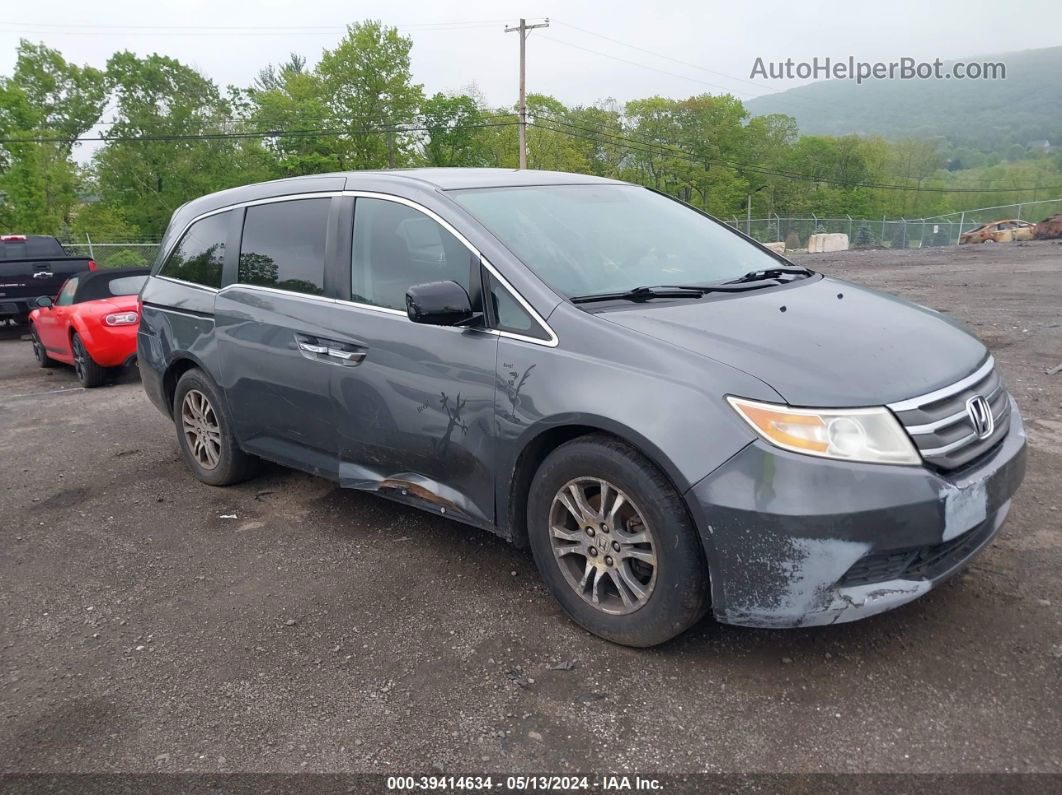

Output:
xmin=0 ymin=234 xmax=97 ymax=325
xmin=959 ymin=219 xmax=1036 ymax=244
xmin=1032 ymin=213 xmax=1062 ymax=240
xmin=138 ymin=170 xmax=1026 ymax=646
xmin=29 ymin=267 xmax=149 ymax=387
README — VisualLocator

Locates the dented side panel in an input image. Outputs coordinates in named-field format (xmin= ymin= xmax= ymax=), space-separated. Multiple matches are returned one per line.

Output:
xmin=330 ymin=311 xmax=500 ymax=529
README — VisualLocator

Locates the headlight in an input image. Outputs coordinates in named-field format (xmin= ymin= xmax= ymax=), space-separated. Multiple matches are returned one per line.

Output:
xmin=727 ymin=396 xmax=921 ymax=465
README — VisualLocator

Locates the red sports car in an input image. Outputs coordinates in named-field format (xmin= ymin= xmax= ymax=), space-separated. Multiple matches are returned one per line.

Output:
xmin=28 ymin=267 xmax=149 ymax=387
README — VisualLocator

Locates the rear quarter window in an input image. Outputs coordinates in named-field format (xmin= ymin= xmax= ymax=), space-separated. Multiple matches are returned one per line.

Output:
xmin=158 ymin=212 xmax=231 ymax=289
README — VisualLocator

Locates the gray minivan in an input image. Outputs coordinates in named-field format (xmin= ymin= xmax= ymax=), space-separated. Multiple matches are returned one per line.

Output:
xmin=138 ymin=169 xmax=1026 ymax=646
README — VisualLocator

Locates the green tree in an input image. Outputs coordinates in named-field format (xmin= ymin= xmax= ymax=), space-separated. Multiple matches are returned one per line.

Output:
xmin=316 ymin=20 xmax=423 ymax=169
xmin=0 ymin=41 xmax=106 ymax=233
xmin=69 ymin=201 xmax=140 ymax=241
xmin=242 ymin=53 xmax=341 ymax=176
xmin=93 ymin=52 xmax=268 ymax=237
xmin=420 ymin=92 xmax=488 ymax=166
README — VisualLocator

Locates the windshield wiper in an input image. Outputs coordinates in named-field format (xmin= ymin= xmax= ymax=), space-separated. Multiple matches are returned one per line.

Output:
xmin=571 ymin=285 xmax=704 ymax=304
xmin=570 ymin=282 xmax=778 ymax=304
xmin=722 ymin=266 xmax=814 ymax=285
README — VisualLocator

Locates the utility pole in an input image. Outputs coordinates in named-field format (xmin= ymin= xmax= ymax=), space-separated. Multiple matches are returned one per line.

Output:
xmin=505 ymin=17 xmax=549 ymax=169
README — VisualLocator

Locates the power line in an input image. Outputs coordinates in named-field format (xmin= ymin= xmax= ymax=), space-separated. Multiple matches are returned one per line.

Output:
xmin=536 ymin=34 xmax=750 ymax=96
xmin=7 ymin=115 xmax=1055 ymax=194
xmin=0 ymin=120 xmax=520 ymax=145
xmin=24 ymin=111 xmax=520 ymax=134
xmin=550 ymin=19 xmax=816 ymax=117
xmin=535 ymin=110 xmax=1047 ymax=192
xmin=553 ymin=20 xmax=777 ymax=96
xmin=0 ymin=20 xmax=509 ymax=36
xmin=529 ymin=120 xmax=1062 ymax=194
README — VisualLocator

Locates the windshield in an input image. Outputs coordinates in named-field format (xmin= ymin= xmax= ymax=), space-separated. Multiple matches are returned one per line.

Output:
xmin=451 ymin=184 xmax=783 ymax=298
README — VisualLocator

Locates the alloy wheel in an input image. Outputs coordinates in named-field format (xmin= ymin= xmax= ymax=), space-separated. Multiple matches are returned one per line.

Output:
xmin=181 ymin=389 xmax=222 ymax=470
xmin=72 ymin=336 xmax=86 ymax=381
xmin=548 ymin=478 xmax=658 ymax=615
xmin=31 ymin=331 xmax=44 ymax=363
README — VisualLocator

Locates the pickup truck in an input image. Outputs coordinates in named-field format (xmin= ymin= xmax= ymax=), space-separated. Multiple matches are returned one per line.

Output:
xmin=0 ymin=235 xmax=96 ymax=324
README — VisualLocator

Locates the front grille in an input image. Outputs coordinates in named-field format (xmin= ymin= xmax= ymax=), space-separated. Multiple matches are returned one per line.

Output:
xmin=838 ymin=515 xmax=997 ymax=587
xmin=888 ymin=357 xmax=1010 ymax=470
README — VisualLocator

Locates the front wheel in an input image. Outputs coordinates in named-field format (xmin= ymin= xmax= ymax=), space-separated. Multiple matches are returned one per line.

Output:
xmin=173 ymin=368 xmax=259 ymax=486
xmin=527 ymin=435 xmax=710 ymax=647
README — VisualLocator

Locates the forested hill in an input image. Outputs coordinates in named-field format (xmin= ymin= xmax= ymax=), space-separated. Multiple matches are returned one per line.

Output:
xmin=745 ymin=46 xmax=1062 ymax=155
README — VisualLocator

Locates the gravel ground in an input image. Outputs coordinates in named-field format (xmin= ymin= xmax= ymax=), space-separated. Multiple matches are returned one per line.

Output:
xmin=1 ymin=241 xmax=1060 ymax=775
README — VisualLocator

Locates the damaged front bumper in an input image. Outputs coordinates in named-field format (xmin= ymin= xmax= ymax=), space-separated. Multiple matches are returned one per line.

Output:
xmin=686 ymin=400 xmax=1027 ymax=628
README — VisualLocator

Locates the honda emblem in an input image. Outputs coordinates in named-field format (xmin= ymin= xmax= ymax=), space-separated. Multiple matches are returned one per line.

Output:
xmin=966 ymin=395 xmax=994 ymax=439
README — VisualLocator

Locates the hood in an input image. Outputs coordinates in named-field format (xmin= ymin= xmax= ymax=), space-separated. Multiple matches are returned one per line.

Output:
xmin=600 ymin=276 xmax=987 ymax=407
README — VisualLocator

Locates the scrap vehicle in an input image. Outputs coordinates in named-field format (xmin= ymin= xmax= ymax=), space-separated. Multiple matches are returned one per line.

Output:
xmin=959 ymin=219 xmax=1036 ymax=244
xmin=1032 ymin=213 xmax=1062 ymax=240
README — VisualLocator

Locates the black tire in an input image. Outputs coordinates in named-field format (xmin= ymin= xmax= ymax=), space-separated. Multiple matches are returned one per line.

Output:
xmin=30 ymin=327 xmax=57 ymax=368
xmin=173 ymin=367 xmax=259 ymax=487
xmin=71 ymin=332 xmax=108 ymax=387
xmin=527 ymin=434 xmax=709 ymax=647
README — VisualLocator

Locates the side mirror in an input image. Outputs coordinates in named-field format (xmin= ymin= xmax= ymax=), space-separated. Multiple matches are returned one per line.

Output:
xmin=34 ymin=295 xmax=53 ymax=309
xmin=406 ymin=281 xmax=478 ymax=327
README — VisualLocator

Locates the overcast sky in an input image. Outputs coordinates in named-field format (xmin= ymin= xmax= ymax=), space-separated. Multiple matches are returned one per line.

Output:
xmin=2 ymin=0 xmax=1060 ymax=114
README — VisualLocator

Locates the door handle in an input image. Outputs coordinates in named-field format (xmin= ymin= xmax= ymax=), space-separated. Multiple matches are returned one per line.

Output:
xmin=327 ymin=347 xmax=366 ymax=365
xmin=295 ymin=334 xmax=367 ymax=366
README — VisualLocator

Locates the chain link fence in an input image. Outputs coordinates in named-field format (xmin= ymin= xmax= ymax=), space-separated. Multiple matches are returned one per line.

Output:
xmin=60 ymin=198 xmax=1062 ymax=263
xmin=726 ymin=198 xmax=1062 ymax=250
xmin=58 ymin=240 xmax=160 ymax=269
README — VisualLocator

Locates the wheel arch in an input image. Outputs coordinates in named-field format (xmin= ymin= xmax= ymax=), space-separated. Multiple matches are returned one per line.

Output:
xmin=161 ymin=354 xmax=209 ymax=416
xmin=501 ymin=415 xmax=694 ymax=549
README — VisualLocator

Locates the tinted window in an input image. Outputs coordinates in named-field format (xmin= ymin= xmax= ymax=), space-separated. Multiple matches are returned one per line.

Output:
xmin=239 ymin=199 xmax=329 ymax=296
xmin=351 ymin=198 xmax=473 ymax=311
xmin=55 ymin=277 xmax=78 ymax=306
xmin=487 ymin=273 xmax=548 ymax=340
xmin=158 ymin=212 xmax=229 ymax=288
xmin=107 ymin=275 xmax=148 ymax=296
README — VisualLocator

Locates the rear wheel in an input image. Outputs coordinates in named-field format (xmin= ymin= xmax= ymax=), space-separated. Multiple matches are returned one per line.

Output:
xmin=72 ymin=333 xmax=108 ymax=387
xmin=30 ymin=328 xmax=57 ymax=368
xmin=527 ymin=435 xmax=710 ymax=647
xmin=173 ymin=368 xmax=259 ymax=486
